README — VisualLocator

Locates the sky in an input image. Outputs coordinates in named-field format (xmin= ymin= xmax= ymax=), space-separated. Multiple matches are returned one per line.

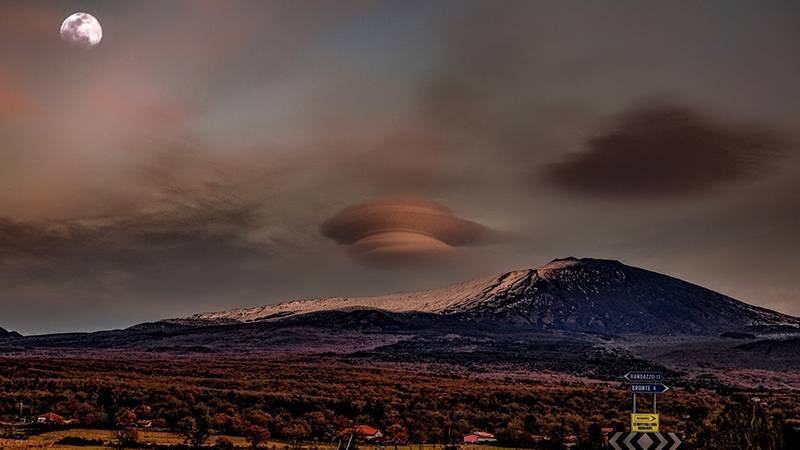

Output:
xmin=1 ymin=0 xmax=800 ymax=335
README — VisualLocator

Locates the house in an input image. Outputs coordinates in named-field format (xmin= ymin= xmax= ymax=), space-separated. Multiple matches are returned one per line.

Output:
xmin=36 ymin=412 xmax=65 ymax=425
xmin=355 ymin=425 xmax=383 ymax=441
xmin=463 ymin=431 xmax=496 ymax=444
xmin=341 ymin=424 xmax=384 ymax=441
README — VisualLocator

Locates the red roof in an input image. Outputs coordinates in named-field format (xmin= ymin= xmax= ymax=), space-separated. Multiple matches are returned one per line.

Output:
xmin=472 ymin=431 xmax=495 ymax=438
xmin=464 ymin=431 xmax=496 ymax=443
xmin=38 ymin=412 xmax=66 ymax=423
xmin=354 ymin=425 xmax=380 ymax=436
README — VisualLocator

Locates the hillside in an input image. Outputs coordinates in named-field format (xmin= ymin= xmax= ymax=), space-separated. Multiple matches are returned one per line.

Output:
xmin=2 ymin=258 xmax=799 ymax=380
xmin=0 ymin=327 xmax=20 ymax=338
xmin=175 ymin=257 xmax=799 ymax=336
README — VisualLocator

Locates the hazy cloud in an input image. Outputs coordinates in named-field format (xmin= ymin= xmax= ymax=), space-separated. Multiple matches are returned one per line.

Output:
xmin=545 ymin=102 xmax=787 ymax=198
xmin=0 ymin=198 xmax=269 ymax=287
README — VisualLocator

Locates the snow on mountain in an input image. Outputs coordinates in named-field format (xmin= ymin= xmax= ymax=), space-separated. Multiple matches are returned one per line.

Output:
xmin=186 ymin=270 xmax=522 ymax=322
xmin=174 ymin=257 xmax=800 ymax=335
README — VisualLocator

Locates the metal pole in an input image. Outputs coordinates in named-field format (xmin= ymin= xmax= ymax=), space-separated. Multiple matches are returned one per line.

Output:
xmin=653 ymin=394 xmax=656 ymax=413
xmin=633 ymin=393 xmax=636 ymax=413
xmin=345 ymin=433 xmax=353 ymax=450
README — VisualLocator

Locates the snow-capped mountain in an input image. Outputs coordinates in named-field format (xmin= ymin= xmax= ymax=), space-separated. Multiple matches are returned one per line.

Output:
xmin=172 ymin=257 xmax=799 ymax=335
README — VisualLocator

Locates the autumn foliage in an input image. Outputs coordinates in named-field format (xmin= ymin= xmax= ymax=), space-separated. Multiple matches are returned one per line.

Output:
xmin=0 ymin=356 xmax=797 ymax=448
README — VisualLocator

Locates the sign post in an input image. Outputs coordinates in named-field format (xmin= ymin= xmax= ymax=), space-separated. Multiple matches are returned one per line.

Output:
xmin=626 ymin=373 xmax=666 ymax=433
xmin=616 ymin=370 xmax=681 ymax=448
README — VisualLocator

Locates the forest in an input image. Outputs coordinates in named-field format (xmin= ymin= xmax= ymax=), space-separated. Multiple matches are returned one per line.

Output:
xmin=0 ymin=356 xmax=797 ymax=449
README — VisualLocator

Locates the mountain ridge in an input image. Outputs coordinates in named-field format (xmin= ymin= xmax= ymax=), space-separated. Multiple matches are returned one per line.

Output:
xmin=0 ymin=327 xmax=21 ymax=338
xmin=166 ymin=257 xmax=799 ymax=336
xmin=3 ymin=257 xmax=797 ymax=384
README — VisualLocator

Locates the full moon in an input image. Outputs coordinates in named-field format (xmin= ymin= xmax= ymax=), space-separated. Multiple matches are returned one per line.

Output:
xmin=60 ymin=12 xmax=102 ymax=48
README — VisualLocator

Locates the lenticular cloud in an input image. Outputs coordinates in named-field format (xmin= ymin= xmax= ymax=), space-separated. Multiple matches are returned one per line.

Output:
xmin=320 ymin=198 xmax=496 ymax=267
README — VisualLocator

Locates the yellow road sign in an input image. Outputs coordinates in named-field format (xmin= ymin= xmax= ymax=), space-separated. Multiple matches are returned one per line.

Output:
xmin=631 ymin=413 xmax=659 ymax=432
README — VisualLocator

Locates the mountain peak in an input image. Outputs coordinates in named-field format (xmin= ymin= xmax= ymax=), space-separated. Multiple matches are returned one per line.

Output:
xmin=540 ymin=256 xmax=581 ymax=269
xmin=543 ymin=256 xmax=626 ymax=266
xmin=539 ymin=256 xmax=620 ymax=270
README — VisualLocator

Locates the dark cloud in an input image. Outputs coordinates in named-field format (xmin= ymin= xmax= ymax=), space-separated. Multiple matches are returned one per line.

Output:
xmin=544 ymin=102 xmax=787 ymax=198
xmin=321 ymin=198 xmax=498 ymax=267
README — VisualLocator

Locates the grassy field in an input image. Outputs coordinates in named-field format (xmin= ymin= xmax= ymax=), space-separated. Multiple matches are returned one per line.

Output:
xmin=0 ymin=428 xmax=520 ymax=450
xmin=0 ymin=428 xmax=249 ymax=449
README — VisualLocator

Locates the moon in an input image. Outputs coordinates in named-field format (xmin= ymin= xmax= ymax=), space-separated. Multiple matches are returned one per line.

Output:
xmin=60 ymin=12 xmax=103 ymax=48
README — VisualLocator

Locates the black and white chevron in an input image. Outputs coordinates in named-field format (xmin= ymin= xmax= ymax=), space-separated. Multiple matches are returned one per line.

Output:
xmin=608 ymin=432 xmax=681 ymax=450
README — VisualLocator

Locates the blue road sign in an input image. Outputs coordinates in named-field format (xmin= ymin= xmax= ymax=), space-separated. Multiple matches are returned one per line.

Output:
xmin=629 ymin=383 xmax=669 ymax=394
xmin=624 ymin=371 xmax=663 ymax=382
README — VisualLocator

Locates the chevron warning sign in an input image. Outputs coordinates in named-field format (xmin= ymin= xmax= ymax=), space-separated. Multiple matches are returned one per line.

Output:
xmin=608 ymin=432 xmax=681 ymax=450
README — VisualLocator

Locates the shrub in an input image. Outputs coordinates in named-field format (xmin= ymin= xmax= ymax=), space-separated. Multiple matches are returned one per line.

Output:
xmin=214 ymin=436 xmax=236 ymax=450
xmin=55 ymin=436 xmax=105 ymax=446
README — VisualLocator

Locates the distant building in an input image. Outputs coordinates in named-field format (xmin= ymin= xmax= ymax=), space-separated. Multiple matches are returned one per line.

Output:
xmin=463 ymin=431 xmax=496 ymax=444
xmin=342 ymin=424 xmax=384 ymax=441
xmin=137 ymin=419 xmax=153 ymax=428
xmin=36 ymin=412 xmax=65 ymax=425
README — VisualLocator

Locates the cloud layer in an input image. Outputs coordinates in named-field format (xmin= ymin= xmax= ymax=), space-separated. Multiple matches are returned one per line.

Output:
xmin=0 ymin=190 xmax=270 ymax=288
xmin=2 ymin=1 xmax=800 ymax=332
